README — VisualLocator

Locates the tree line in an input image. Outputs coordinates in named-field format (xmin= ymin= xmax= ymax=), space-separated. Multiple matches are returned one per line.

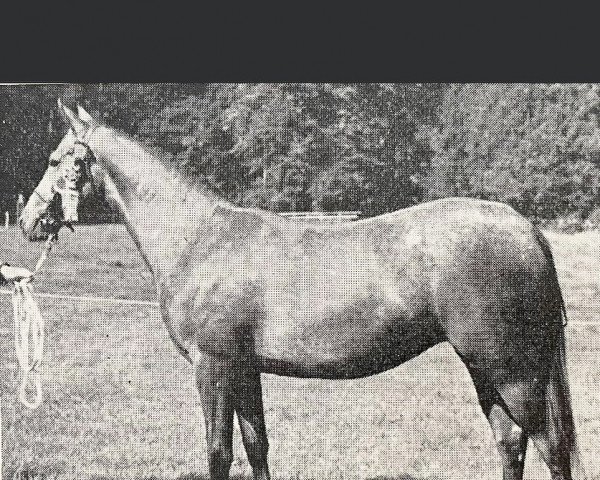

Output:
xmin=1 ymin=83 xmax=600 ymax=225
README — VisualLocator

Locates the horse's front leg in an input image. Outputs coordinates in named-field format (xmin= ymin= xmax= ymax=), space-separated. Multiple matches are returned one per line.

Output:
xmin=234 ymin=364 xmax=271 ymax=480
xmin=195 ymin=352 xmax=235 ymax=480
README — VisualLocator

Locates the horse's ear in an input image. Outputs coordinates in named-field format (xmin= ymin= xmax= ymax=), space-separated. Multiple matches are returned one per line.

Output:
xmin=58 ymin=99 xmax=88 ymax=136
xmin=77 ymin=104 xmax=94 ymax=124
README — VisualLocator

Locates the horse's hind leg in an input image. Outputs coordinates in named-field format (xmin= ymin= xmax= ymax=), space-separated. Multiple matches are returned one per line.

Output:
xmin=468 ymin=368 xmax=528 ymax=480
xmin=495 ymin=380 xmax=574 ymax=480
xmin=195 ymin=353 xmax=235 ymax=480
xmin=234 ymin=364 xmax=271 ymax=480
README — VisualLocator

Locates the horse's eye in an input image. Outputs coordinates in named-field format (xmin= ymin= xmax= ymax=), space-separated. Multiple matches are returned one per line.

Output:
xmin=49 ymin=159 xmax=60 ymax=167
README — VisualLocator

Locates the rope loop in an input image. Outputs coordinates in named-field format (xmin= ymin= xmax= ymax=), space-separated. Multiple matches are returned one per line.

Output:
xmin=9 ymin=234 xmax=55 ymax=410
xmin=12 ymin=279 xmax=45 ymax=409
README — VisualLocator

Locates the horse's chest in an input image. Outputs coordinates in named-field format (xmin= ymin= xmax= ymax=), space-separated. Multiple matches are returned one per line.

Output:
xmin=160 ymin=273 xmax=264 ymax=357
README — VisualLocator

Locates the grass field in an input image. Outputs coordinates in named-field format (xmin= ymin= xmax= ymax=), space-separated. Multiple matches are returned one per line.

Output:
xmin=1 ymin=225 xmax=599 ymax=480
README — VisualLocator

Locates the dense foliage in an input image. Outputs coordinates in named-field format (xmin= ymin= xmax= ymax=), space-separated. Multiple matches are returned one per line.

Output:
xmin=426 ymin=84 xmax=600 ymax=222
xmin=2 ymin=83 xmax=600 ymax=224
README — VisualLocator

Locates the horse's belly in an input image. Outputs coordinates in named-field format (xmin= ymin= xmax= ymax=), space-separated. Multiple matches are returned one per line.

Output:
xmin=254 ymin=304 xmax=444 ymax=379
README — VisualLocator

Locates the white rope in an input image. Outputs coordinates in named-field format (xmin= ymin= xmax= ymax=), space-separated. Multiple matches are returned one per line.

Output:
xmin=11 ymin=280 xmax=44 ymax=409
xmin=0 ymin=235 xmax=56 ymax=477
xmin=8 ymin=234 xmax=56 ymax=410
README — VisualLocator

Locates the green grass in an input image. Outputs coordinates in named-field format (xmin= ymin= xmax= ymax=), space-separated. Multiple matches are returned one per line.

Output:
xmin=0 ymin=225 xmax=599 ymax=479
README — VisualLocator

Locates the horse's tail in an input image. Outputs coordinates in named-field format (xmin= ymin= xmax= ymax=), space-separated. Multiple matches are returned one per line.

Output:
xmin=535 ymin=227 xmax=587 ymax=478
xmin=547 ymin=316 xmax=587 ymax=478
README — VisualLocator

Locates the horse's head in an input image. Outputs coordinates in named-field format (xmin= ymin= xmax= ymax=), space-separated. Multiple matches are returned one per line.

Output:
xmin=19 ymin=101 xmax=100 ymax=240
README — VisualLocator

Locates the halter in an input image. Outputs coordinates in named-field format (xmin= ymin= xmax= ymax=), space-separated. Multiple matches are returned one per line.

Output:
xmin=35 ymin=128 xmax=99 ymax=232
xmin=58 ymin=129 xmax=98 ymax=190
xmin=73 ymin=124 xmax=99 ymax=192
xmin=32 ymin=152 xmax=87 ymax=206
xmin=73 ymin=141 xmax=98 ymax=199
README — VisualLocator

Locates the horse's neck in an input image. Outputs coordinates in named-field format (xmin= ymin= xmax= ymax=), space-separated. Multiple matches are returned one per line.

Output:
xmin=88 ymin=127 xmax=221 ymax=279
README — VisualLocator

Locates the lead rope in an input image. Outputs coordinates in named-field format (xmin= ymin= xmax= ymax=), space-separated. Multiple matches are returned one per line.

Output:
xmin=12 ymin=282 xmax=44 ymax=410
xmin=11 ymin=233 xmax=57 ymax=410
xmin=1 ymin=234 xmax=56 ymax=477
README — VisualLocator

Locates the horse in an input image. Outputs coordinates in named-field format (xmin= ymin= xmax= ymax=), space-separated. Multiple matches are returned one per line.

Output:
xmin=18 ymin=101 xmax=586 ymax=480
